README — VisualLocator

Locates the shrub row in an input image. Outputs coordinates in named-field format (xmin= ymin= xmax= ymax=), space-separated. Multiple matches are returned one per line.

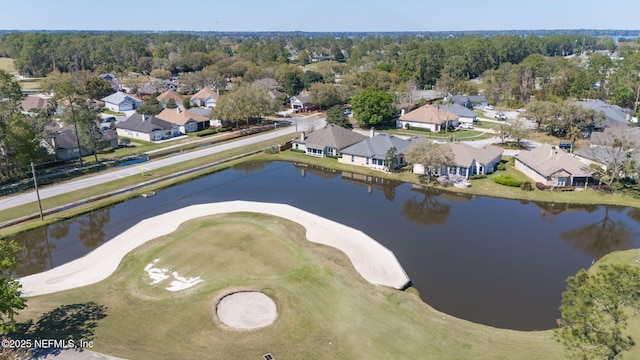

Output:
xmin=494 ymin=175 xmax=523 ymax=187
xmin=496 ymin=163 xmax=506 ymax=171
xmin=469 ymin=174 xmax=487 ymax=180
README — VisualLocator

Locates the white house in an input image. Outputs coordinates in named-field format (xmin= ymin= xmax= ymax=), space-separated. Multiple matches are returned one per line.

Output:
xmin=116 ymin=113 xmax=180 ymax=142
xmin=101 ymin=91 xmax=143 ymax=112
xmin=398 ymin=104 xmax=459 ymax=132
xmin=413 ymin=142 xmax=503 ymax=179
xmin=190 ymin=88 xmax=219 ymax=108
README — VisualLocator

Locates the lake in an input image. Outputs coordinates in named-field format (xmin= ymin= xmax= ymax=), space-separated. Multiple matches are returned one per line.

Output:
xmin=8 ymin=161 xmax=640 ymax=330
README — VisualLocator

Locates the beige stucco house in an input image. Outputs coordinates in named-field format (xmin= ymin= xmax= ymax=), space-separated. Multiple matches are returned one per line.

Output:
xmin=514 ymin=144 xmax=595 ymax=187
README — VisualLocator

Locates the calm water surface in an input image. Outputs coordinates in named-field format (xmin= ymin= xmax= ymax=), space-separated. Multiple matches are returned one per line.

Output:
xmin=9 ymin=161 xmax=640 ymax=330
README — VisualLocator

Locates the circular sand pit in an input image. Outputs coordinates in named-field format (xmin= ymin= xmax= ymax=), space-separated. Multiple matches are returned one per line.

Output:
xmin=217 ymin=292 xmax=277 ymax=330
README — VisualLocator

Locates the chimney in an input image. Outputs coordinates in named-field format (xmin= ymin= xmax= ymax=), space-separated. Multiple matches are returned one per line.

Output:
xmin=370 ymin=127 xmax=374 ymax=138
xmin=401 ymin=108 xmax=405 ymax=116
xmin=550 ymin=146 xmax=557 ymax=156
xmin=177 ymin=107 xmax=181 ymax=114
xmin=300 ymin=132 xmax=305 ymax=142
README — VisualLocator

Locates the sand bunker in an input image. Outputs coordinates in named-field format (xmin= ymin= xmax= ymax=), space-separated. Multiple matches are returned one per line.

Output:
xmin=216 ymin=292 xmax=277 ymax=330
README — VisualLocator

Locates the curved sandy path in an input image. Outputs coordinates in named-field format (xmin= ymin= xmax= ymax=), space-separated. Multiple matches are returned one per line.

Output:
xmin=20 ymin=201 xmax=410 ymax=296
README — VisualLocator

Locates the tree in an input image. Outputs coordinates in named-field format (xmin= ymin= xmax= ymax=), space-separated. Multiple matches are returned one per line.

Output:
xmin=404 ymin=137 xmax=454 ymax=182
xmin=555 ymin=263 xmax=640 ymax=360
xmin=589 ymin=129 xmax=638 ymax=185
xmin=384 ymin=147 xmax=398 ymax=172
xmin=491 ymin=122 xmax=511 ymax=144
xmin=60 ymin=93 xmax=105 ymax=163
xmin=82 ymin=77 xmax=114 ymax=100
xmin=309 ymin=83 xmax=342 ymax=110
xmin=507 ymin=117 xmax=531 ymax=148
xmin=0 ymin=240 xmax=27 ymax=333
xmin=165 ymin=98 xmax=178 ymax=109
xmin=213 ymin=84 xmax=273 ymax=128
xmin=325 ymin=105 xmax=351 ymax=129
xmin=136 ymin=97 xmax=163 ymax=116
xmin=275 ymin=64 xmax=304 ymax=96
xmin=350 ymin=89 xmax=396 ymax=129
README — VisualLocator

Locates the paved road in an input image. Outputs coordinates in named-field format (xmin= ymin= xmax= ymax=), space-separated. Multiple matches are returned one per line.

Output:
xmin=0 ymin=115 xmax=323 ymax=212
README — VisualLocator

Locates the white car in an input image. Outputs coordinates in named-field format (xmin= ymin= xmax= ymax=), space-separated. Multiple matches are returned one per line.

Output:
xmin=458 ymin=123 xmax=474 ymax=130
xmin=432 ymin=139 xmax=447 ymax=145
xmin=484 ymin=105 xmax=494 ymax=111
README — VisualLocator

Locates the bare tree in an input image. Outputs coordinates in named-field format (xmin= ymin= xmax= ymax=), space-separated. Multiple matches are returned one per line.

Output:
xmin=405 ymin=137 xmax=454 ymax=182
xmin=589 ymin=129 xmax=639 ymax=185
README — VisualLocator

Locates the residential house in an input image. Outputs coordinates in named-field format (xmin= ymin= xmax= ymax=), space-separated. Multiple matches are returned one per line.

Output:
xmin=156 ymin=89 xmax=184 ymax=109
xmin=190 ymin=88 xmax=219 ymax=108
xmin=116 ymin=113 xmax=180 ymax=142
xmin=412 ymin=142 xmax=503 ymax=178
xmin=101 ymin=91 xmax=143 ymax=112
xmin=575 ymin=99 xmax=632 ymax=129
xmin=514 ymin=144 xmax=595 ymax=187
xmin=43 ymin=126 xmax=118 ymax=161
xmin=19 ymin=95 xmax=52 ymax=115
xmin=450 ymin=95 xmax=488 ymax=110
xmin=290 ymin=90 xmax=313 ymax=110
xmin=437 ymin=103 xmax=477 ymax=124
xmin=397 ymin=104 xmax=459 ymax=132
xmin=156 ymin=107 xmax=211 ymax=133
xmin=292 ymin=124 xmax=367 ymax=157
xmin=339 ymin=131 xmax=414 ymax=170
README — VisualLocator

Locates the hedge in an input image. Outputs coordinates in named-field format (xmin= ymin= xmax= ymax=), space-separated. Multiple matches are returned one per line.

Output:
xmin=494 ymin=175 xmax=523 ymax=187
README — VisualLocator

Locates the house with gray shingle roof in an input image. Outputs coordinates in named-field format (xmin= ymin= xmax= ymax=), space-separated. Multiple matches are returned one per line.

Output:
xmin=575 ymin=99 xmax=630 ymax=129
xmin=450 ymin=95 xmax=488 ymax=110
xmin=515 ymin=144 xmax=595 ymax=187
xmin=290 ymin=90 xmax=313 ymax=110
xmin=101 ymin=91 xmax=143 ymax=112
xmin=116 ymin=113 xmax=180 ymax=142
xmin=338 ymin=132 xmax=414 ymax=171
xmin=43 ymin=126 xmax=119 ymax=161
xmin=413 ymin=142 xmax=503 ymax=178
xmin=437 ymin=103 xmax=477 ymax=124
xmin=292 ymin=124 xmax=367 ymax=157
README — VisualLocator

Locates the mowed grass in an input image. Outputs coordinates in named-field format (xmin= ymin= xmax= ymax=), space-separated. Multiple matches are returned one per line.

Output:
xmin=17 ymin=213 xmax=562 ymax=360
xmin=0 ymin=58 xmax=17 ymax=73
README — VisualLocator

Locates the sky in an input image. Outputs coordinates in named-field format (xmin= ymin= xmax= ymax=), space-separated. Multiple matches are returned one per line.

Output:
xmin=1 ymin=0 xmax=638 ymax=33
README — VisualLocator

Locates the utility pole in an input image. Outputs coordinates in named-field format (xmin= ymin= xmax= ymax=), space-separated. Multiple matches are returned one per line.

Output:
xmin=71 ymin=102 xmax=84 ymax=167
xmin=31 ymin=162 xmax=44 ymax=220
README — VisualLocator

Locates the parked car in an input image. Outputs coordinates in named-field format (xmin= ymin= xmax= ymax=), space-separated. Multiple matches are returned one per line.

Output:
xmin=484 ymin=105 xmax=494 ymax=111
xmin=558 ymin=142 xmax=572 ymax=150
xmin=102 ymin=116 xmax=116 ymax=122
xmin=494 ymin=113 xmax=507 ymax=120
xmin=458 ymin=123 xmax=474 ymax=129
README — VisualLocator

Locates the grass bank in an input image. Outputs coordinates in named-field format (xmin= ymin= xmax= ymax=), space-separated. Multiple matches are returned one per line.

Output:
xmin=15 ymin=213 xmax=562 ymax=359
xmin=0 ymin=133 xmax=293 ymax=237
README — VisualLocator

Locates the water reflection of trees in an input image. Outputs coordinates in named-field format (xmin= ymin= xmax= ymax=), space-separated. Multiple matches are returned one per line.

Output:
xmin=78 ymin=206 xmax=113 ymax=249
xmin=535 ymin=201 xmax=599 ymax=222
xmin=9 ymin=227 xmax=54 ymax=276
xmin=401 ymin=187 xmax=453 ymax=226
xmin=628 ymin=208 xmax=640 ymax=224
xmin=560 ymin=206 xmax=636 ymax=259
xmin=232 ymin=161 xmax=269 ymax=174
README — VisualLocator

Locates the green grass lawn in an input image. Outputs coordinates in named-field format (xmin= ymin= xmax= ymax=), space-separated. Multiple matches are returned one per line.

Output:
xmin=15 ymin=213 xmax=563 ymax=359
xmin=387 ymin=128 xmax=492 ymax=141
xmin=0 ymin=57 xmax=17 ymax=73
